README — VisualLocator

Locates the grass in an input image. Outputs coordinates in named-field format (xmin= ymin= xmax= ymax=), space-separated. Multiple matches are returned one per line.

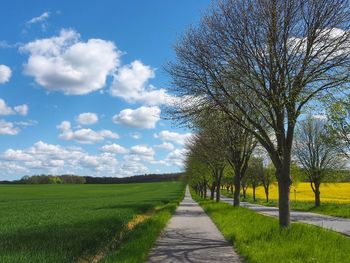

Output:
xmin=0 ymin=182 xmax=185 ymax=263
xmin=192 ymin=190 xmax=350 ymax=263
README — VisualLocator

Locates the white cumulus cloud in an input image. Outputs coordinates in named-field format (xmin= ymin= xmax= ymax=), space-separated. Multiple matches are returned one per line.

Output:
xmin=155 ymin=142 xmax=175 ymax=151
xmin=76 ymin=112 xmax=98 ymax=125
xmin=101 ymin=143 xmax=127 ymax=154
xmin=0 ymin=120 xmax=20 ymax=135
xmin=0 ymin=65 xmax=11 ymax=84
xmin=110 ymin=60 xmax=175 ymax=105
xmin=20 ymin=29 xmax=120 ymax=95
xmin=154 ymin=130 xmax=192 ymax=145
xmin=0 ymin=99 xmax=29 ymax=116
xmin=57 ymin=120 xmax=119 ymax=144
xmin=112 ymin=106 xmax=161 ymax=129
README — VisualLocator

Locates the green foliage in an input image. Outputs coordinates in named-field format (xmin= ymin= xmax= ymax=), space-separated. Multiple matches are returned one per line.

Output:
xmin=193 ymin=190 xmax=350 ymax=263
xmin=0 ymin=182 xmax=185 ymax=263
xmin=19 ymin=174 xmax=86 ymax=184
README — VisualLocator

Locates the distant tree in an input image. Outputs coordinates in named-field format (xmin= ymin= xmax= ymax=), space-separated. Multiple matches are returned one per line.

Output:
xmin=246 ymin=157 xmax=264 ymax=202
xmin=260 ymin=163 xmax=276 ymax=202
xmin=294 ymin=116 xmax=345 ymax=206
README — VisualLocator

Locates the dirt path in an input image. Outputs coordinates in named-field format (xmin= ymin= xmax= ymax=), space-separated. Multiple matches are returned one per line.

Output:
xmin=146 ymin=187 xmax=242 ymax=263
xmin=221 ymin=196 xmax=350 ymax=236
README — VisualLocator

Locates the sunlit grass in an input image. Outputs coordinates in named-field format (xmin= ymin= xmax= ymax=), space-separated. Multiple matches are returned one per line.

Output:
xmin=193 ymin=190 xmax=350 ymax=263
xmin=0 ymin=182 xmax=185 ymax=263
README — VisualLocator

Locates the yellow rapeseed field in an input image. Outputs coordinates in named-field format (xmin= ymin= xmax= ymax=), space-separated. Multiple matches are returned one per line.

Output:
xmin=246 ymin=182 xmax=350 ymax=203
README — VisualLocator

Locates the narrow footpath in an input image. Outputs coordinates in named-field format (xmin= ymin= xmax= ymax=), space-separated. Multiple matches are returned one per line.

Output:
xmin=146 ymin=187 xmax=242 ymax=263
xmin=221 ymin=196 xmax=350 ymax=236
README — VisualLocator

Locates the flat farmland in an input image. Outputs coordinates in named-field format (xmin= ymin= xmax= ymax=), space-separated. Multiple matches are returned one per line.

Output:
xmin=0 ymin=182 xmax=185 ymax=263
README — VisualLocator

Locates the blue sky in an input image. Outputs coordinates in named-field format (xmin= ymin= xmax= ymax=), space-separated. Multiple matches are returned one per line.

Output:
xmin=0 ymin=0 xmax=211 ymax=180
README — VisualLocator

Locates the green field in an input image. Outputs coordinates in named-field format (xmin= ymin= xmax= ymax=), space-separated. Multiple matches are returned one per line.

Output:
xmin=0 ymin=182 xmax=185 ymax=263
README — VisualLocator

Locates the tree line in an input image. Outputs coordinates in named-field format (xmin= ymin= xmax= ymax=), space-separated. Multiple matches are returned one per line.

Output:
xmin=0 ymin=173 xmax=184 ymax=184
xmin=167 ymin=0 xmax=350 ymax=227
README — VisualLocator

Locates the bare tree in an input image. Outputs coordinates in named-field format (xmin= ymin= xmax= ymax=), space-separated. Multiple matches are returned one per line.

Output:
xmin=169 ymin=0 xmax=350 ymax=227
xmin=294 ymin=115 xmax=345 ymax=206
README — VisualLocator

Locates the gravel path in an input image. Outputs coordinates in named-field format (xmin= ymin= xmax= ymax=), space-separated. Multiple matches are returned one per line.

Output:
xmin=146 ymin=187 xmax=242 ymax=263
xmin=221 ymin=196 xmax=350 ymax=236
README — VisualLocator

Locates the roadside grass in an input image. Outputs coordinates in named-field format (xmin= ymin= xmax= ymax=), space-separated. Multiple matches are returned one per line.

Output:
xmin=222 ymin=190 xmax=350 ymax=218
xmin=0 ymin=182 xmax=185 ymax=263
xmin=192 ymin=190 xmax=350 ymax=263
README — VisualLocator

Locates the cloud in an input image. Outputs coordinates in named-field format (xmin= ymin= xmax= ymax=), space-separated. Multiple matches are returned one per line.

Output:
xmin=0 ymin=120 xmax=20 ymax=135
xmin=26 ymin=12 xmax=50 ymax=26
xmin=101 ymin=143 xmax=127 ymax=154
xmin=110 ymin=60 xmax=175 ymax=105
xmin=20 ymin=29 xmax=120 ymax=95
xmin=0 ymin=99 xmax=29 ymax=116
xmin=76 ymin=112 xmax=98 ymax=125
xmin=0 ymin=141 xmax=121 ymax=176
xmin=164 ymin=148 xmax=188 ymax=167
xmin=0 ymin=65 xmax=11 ymax=84
xmin=112 ymin=106 xmax=161 ymax=129
xmin=130 ymin=145 xmax=154 ymax=156
xmin=57 ymin=121 xmax=119 ymax=144
xmin=155 ymin=142 xmax=175 ymax=151
xmin=154 ymin=130 xmax=193 ymax=145
xmin=14 ymin=104 xmax=29 ymax=116
xmin=123 ymin=145 xmax=155 ymax=163
xmin=130 ymin=132 xmax=141 ymax=139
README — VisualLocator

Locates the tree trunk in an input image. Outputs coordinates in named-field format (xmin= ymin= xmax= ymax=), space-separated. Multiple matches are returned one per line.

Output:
xmin=210 ymin=183 xmax=215 ymax=200
xmin=277 ymin=167 xmax=292 ymax=228
xmin=204 ymin=183 xmax=207 ymax=199
xmin=216 ymin=170 xmax=223 ymax=202
xmin=253 ymin=186 xmax=256 ymax=202
xmin=216 ymin=182 xmax=221 ymax=202
xmin=264 ymin=186 xmax=269 ymax=202
xmin=315 ymin=184 xmax=321 ymax=207
xmin=233 ymin=173 xmax=241 ymax=206
xmin=242 ymin=188 xmax=246 ymax=199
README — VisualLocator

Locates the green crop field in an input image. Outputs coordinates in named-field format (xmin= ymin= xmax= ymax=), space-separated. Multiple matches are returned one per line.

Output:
xmin=0 ymin=182 xmax=185 ymax=263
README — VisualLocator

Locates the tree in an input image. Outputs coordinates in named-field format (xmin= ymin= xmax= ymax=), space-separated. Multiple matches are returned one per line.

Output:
xmin=246 ymin=157 xmax=264 ymax=202
xmin=326 ymin=97 xmax=350 ymax=158
xmin=169 ymin=0 xmax=350 ymax=227
xmin=187 ymin=124 xmax=228 ymax=202
xmin=185 ymin=152 xmax=211 ymax=198
xmin=261 ymin=163 xmax=276 ymax=202
xmin=225 ymin=118 xmax=257 ymax=206
xmin=294 ymin=115 xmax=345 ymax=206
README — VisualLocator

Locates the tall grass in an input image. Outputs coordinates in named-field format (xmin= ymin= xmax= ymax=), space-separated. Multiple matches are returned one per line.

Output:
xmin=193 ymin=190 xmax=350 ymax=263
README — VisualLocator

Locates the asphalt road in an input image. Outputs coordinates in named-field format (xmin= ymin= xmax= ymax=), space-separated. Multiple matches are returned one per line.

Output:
xmin=221 ymin=196 xmax=350 ymax=236
xmin=146 ymin=187 xmax=242 ymax=263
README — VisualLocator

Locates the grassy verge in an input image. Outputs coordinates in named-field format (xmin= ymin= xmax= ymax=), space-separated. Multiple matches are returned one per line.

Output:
xmin=101 ymin=187 xmax=185 ymax=263
xmin=193 ymin=190 xmax=350 ymax=263
xmin=0 ymin=182 xmax=185 ymax=263
xmin=222 ymin=190 xmax=350 ymax=218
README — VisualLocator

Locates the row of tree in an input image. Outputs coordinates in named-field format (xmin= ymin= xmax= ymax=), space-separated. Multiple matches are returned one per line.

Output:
xmin=1 ymin=173 xmax=184 ymax=185
xmin=18 ymin=175 xmax=86 ymax=184
xmin=168 ymin=0 xmax=350 ymax=227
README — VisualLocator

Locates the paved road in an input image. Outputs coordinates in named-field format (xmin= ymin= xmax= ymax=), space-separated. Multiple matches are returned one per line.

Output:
xmin=221 ymin=196 xmax=350 ymax=236
xmin=146 ymin=187 xmax=242 ymax=263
